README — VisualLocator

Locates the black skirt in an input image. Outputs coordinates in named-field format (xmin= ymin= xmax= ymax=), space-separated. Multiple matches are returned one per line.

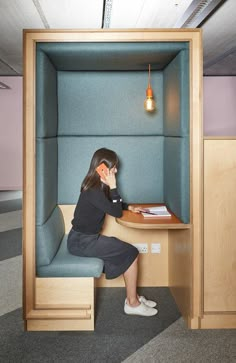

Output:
xmin=67 ymin=229 xmax=139 ymax=279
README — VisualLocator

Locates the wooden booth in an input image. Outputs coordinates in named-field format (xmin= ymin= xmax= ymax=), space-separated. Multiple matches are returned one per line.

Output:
xmin=23 ymin=29 xmax=235 ymax=331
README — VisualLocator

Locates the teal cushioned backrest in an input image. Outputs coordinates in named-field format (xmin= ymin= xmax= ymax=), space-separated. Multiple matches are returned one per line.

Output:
xmin=36 ymin=138 xmax=58 ymax=225
xmin=164 ymin=137 xmax=189 ymax=223
xmin=58 ymin=71 xmax=163 ymax=136
xmin=36 ymin=206 xmax=65 ymax=267
xmin=163 ymin=49 xmax=190 ymax=223
xmin=36 ymin=50 xmax=58 ymax=138
xmin=57 ymin=136 xmax=164 ymax=204
xmin=163 ymin=50 xmax=189 ymax=137
xmin=36 ymin=49 xmax=58 ymax=225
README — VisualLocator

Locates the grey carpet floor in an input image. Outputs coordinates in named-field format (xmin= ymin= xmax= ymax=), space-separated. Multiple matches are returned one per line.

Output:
xmin=0 ymin=198 xmax=22 ymax=213
xmin=123 ymin=317 xmax=236 ymax=363
xmin=0 ymin=287 xmax=180 ymax=363
xmin=0 ymin=228 xmax=22 ymax=260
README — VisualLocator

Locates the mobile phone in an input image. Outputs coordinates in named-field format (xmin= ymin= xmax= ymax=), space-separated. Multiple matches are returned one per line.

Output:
xmin=96 ymin=163 xmax=108 ymax=178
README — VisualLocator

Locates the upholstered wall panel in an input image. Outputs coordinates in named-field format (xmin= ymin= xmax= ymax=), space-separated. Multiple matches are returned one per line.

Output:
xmin=36 ymin=50 xmax=58 ymax=138
xmin=57 ymin=71 xmax=163 ymax=136
xmin=36 ymin=138 xmax=58 ymax=225
xmin=164 ymin=137 xmax=190 ymax=223
xmin=38 ymin=42 xmax=188 ymax=71
xmin=163 ymin=50 xmax=189 ymax=137
xmin=36 ymin=206 xmax=65 ymax=267
xmin=57 ymin=136 xmax=164 ymax=204
xmin=35 ymin=43 xmax=190 ymax=227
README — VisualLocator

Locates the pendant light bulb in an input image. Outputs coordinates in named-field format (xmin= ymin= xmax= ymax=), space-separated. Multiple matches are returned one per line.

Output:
xmin=144 ymin=64 xmax=156 ymax=112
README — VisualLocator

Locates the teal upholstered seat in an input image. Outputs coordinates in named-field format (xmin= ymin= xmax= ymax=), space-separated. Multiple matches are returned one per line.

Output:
xmin=36 ymin=206 xmax=104 ymax=278
xmin=37 ymin=234 xmax=104 ymax=278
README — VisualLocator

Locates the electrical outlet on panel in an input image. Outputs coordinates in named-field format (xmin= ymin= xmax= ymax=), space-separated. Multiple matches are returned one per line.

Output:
xmin=133 ymin=243 xmax=148 ymax=254
xmin=151 ymin=243 xmax=161 ymax=254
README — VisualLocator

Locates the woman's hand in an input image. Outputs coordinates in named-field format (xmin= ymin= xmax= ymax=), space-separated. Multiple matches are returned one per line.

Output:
xmin=128 ymin=205 xmax=146 ymax=214
xmin=100 ymin=168 xmax=117 ymax=189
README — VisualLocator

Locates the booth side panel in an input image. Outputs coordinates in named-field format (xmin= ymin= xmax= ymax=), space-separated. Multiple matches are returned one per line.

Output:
xmin=23 ymin=31 xmax=37 ymax=320
xmin=203 ymin=140 xmax=236 ymax=320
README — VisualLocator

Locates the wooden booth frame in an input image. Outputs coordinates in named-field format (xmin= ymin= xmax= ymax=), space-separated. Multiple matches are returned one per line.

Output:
xmin=23 ymin=29 xmax=205 ymax=330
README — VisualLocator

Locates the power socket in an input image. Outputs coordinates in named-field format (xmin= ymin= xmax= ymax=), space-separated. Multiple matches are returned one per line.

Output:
xmin=132 ymin=243 xmax=148 ymax=254
xmin=151 ymin=243 xmax=161 ymax=254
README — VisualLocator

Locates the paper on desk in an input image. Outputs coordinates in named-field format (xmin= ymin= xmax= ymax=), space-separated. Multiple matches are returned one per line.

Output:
xmin=141 ymin=205 xmax=171 ymax=217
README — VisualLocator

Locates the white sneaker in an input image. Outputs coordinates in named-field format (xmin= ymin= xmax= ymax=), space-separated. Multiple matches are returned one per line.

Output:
xmin=139 ymin=295 xmax=157 ymax=308
xmin=124 ymin=299 xmax=158 ymax=317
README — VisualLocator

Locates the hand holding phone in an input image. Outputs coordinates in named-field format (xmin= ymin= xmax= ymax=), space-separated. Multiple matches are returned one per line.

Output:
xmin=96 ymin=163 xmax=116 ymax=189
xmin=96 ymin=163 xmax=108 ymax=178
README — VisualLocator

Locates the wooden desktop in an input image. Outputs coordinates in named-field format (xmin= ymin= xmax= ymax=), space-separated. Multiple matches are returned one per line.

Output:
xmin=116 ymin=204 xmax=190 ymax=230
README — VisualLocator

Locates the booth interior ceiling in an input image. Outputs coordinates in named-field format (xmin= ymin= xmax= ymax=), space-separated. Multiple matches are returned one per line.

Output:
xmin=37 ymin=42 xmax=188 ymax=71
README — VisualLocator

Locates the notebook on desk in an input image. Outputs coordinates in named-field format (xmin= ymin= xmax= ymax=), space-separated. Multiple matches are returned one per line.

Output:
xmin=141 ymin=206 xmax=171 ymax=218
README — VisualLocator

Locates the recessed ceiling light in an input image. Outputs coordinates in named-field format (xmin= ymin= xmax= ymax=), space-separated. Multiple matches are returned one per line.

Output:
xmin=174 ymin=0 xmax=224 ymax=28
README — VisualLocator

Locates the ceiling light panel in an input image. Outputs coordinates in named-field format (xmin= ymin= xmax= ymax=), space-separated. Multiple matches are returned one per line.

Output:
xmin=202 ymin=0 xmax=236 ymax=66
xmin=38 ymin=0 xmax=104 ymax=28
xmin=109 ymin=0 xmax=193 ymax=28
xmin=0 ymin=0 xmax=44 ymax=75
xmin=174 ymin=0 xmax=224 ymax=28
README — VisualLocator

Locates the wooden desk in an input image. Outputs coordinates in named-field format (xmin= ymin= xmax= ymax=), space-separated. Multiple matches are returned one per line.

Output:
xmin=116 ymin=204 xmax=190 ymax=229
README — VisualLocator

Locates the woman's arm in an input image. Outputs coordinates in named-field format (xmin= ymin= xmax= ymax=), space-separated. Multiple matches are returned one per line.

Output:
xmin=98 ymin=168 xmax=144 ymax=214
xmin=88 ymin=188 xmax=123 ymax=217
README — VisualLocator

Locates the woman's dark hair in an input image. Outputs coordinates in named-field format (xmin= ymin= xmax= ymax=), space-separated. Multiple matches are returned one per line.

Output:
xmin=81 ymin=148 xmax=119 ymax=193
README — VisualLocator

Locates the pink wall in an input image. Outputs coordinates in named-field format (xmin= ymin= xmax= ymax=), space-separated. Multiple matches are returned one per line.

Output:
xmin=204 ymin=77 xmax=236 ymax=136
xmin=0 ymin=77 xmax=22 ymax=190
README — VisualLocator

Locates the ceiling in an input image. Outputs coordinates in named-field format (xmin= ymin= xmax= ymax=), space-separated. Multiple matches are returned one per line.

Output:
xmin=0 ymin=0 xmax=235 ymax=78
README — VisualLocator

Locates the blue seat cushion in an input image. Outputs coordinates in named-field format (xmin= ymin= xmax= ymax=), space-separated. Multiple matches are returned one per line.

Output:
xmin=37 ymin=234 xmax=104 ymax=278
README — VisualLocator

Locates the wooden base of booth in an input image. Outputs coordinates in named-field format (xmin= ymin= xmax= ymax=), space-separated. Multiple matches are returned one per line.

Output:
xmin=200 ymin=314 xmax=236 ymax=329
xmin=26 ymin=319 xmax=94 ymax=331
xmin=25 ymin=277 xmax=95 ymax=331
xmin=24 ymin=208 xmax=236 ymax=331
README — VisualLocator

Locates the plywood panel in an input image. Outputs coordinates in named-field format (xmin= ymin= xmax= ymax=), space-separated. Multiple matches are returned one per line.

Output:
xmin=27 ymin=319 xmax=94 ymax=331
xmin=204 ymin=140 xmax=236 ymax=312
xmin=23 ymin=31 xmax=37 ymax=318
xmin=35 ymin=277 xmax=94 ymax=308
xmin=200 ymin=313 xmax=236 ymax=329
xmin=189 ymin=30 xmax=203 ymax=320
xmin=168 ymin=229 xmax=192 ymax=323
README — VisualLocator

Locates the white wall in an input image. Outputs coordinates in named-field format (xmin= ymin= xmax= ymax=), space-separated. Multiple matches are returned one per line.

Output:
xmin=0 ymin=77 xmax=22 ymax=190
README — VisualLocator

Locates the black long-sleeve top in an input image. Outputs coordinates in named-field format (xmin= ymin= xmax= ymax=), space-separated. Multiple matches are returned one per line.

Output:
xmin=72 ymin=188 xmax=128 ymax=234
